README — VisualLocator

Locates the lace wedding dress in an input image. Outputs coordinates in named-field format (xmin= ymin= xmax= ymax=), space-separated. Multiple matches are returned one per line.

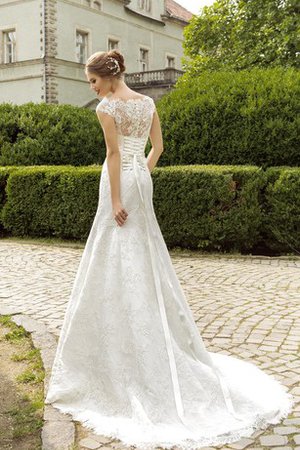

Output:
xmin=45 ymin=95 xmax=294 ymax=449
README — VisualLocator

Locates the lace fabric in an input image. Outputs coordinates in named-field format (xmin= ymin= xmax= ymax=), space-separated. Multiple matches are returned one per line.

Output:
xmin=45 ymin=94 xmax=295 ymax=449
xmin=96 ymin=95 xmax=156 ymax=139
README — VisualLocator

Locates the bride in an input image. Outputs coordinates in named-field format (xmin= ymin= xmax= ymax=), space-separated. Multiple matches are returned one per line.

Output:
xmin=44 ymin=49 xmax=294 ymax=450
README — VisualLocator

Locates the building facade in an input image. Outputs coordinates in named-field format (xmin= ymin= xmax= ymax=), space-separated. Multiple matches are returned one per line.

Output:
xmin=0 ymin=0 xmax=193 ymax=107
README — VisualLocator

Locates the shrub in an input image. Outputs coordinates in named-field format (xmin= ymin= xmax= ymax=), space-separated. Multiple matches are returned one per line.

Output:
xmin=157 ymin=67 xmax=300 ymax=168
xmin=0 ymin=102 xmax=105 ymax=166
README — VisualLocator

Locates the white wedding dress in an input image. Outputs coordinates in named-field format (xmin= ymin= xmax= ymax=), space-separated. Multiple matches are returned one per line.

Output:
xmin=45 ymin=95 xmax=294 ymax=449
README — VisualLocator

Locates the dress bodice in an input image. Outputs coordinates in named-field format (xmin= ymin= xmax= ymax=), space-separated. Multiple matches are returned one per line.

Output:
xmin=96 ymin=95 xmax=156 ymax=170
xmin=96 ymin=95 xmax=155 ymax=141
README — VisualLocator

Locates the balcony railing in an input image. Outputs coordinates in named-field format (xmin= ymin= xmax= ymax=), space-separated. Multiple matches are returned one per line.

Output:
xmin=125 ymin=68 xmax=184 ymax=86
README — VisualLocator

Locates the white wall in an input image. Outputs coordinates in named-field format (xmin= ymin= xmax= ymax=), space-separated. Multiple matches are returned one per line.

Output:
xmin=57 ymin=0 xmax=185 ymax=71
xmin=0 ymin=60 xmax=43 ymax=104
xmin=0 ymin=0 xmax=188 ymax=105
xmin=0 ymin=0 xmax=41 ymax=61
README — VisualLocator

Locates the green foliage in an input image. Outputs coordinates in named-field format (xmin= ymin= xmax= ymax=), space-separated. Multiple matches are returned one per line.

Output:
xmin=4 ymin=327 xmax=30 ymax=342
xmin=1 ymin=164 xmax=299 ymax=253
xmin=157 ymin=67 xmax=300 ymax=167
xmin=0 ymin=102 xmax=105 ymax=166
xmin=183 ymin=0 xmax=300 ymax=73
xmin=152 ymin=165 xmax=264 ymax=252
xmin=262 ymin=167 xmax=300 ymax=252
xmin=1 ymin=166 xmax=101 ymax=240
xmin=0 ymin=166 xmax=20 ymax=236
xmin=1 ymin=164 xmax=263 ymax=253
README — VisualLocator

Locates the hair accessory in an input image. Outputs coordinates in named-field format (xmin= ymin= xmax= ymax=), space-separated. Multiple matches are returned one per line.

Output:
xmin=105 ymin=57 xmax=121 ymax=75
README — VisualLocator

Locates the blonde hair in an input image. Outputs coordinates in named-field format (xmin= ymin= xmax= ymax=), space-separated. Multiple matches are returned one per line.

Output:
xmin=85 ymin=49 xmax=126 ymax=79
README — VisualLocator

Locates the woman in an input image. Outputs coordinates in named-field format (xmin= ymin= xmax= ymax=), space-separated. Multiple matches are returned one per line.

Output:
xmin=45 ymin=49 xmax=294 ymax=450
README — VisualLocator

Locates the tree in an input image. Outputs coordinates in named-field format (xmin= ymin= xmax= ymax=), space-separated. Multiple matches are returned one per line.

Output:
xmin=182 ymin=0 xmax=300 ymax=73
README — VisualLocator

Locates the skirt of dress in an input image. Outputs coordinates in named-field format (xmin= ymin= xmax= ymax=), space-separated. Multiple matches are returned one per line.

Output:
xmin=44 ymin=156 xmax=295 ymax=450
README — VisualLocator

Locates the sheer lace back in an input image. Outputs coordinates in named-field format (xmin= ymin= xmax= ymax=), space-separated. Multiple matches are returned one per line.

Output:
xmin=96 ymin=96 xmax=156 ymax=139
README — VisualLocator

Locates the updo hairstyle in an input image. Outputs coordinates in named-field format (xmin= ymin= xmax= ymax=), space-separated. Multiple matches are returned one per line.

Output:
xmin=85 ymin=49 xmax=126 ymax=80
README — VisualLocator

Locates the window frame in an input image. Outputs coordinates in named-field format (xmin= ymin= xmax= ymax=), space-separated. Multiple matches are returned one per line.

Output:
xmin=139 ymin=46 xmax=150 ymax=72
xmin=75 ymin=28 xmax=90 ymax=64
xmin=165 ymin=53 xmax=176 ymax=69
xmin=1 ymin=27 xmax=17 ymax=64
xmin=107 ymin=37 xmax=120 ymax=52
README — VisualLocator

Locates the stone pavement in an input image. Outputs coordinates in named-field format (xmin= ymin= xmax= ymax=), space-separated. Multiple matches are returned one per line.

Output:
xmin=0 ymin=238 xmax=299 ymax=450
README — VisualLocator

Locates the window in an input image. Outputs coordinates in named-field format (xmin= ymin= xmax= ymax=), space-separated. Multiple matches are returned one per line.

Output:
xmin=76 ymin=30 xmax=88 ymax=63
xmin=93 ymin=1 xmax=101 ymax=9
xmin=145 ymin=0 xmax=151 ymax=11
xmin=3 ymin=29 xmax=16 ymax=63
xmin=167 ymin=56 xmax=175 ymax=68
xmin=108 ymin=39 xmax=119 ymax=51
xmin=140 ymin=48 xmax=149 ymax=71
xmin=138 ymin=0 xmax=151 ymax=12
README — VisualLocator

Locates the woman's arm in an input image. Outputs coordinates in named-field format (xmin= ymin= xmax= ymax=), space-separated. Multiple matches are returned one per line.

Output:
xmin=96 ymin=110 xmax=128 ymax=227
xmin=147 ymin=108 xmax=164 ymax=172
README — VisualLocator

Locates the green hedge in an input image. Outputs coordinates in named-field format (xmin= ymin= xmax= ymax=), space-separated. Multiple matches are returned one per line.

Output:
xmin=0 ymin=103 xmax=105 ymax=166
xmin=262 ymin=167 xmax=300 ymax=253
xmin=1 ymin=164 xmax=299 ymax=254
xmin=1 ymin=67 xmax=299 ymax=169
xmin=150 ymin=165 xmax=264 ymax=252
xmin=1 ymin=165 xmax=100 ymax=239
xmin=0 ymin=166 xmax=20 ymax=236
xmin=158 ymin=67 xmax=300 ymax=168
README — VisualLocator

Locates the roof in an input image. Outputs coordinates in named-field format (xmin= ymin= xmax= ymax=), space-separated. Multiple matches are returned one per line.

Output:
xmin=165 ymin=0 xmax=194 ymax=22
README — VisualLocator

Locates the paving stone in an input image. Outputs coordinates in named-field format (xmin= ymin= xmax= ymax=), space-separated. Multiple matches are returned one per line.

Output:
xmin=273 ymin=425 xmax=298 ymax=434
xmin=0 ymin=304 xmax=22 ymax=315
xmin=42 ymin=420 xmax=75 ymax=449
xmin=192 ymin=448 xmax=215 ymax=450
xmin=284 ymin=417 xmax=300 ymax=425
xmin=79 ymin=437 xmax=102 ymax=449
xmin=227 ymin=437 xmax=254 ymax=448
xmin=271 ymin=447 xmax=293 ymax=450
xmin=91 ymin=434 xmax=114 ymax=444
xmin=294 ymin=434 xmax=300 ymax=445
xmin=247 ymin=447 xmax=261 ymax=450
xmin=44 ymin=404 xmax=72 ymax=421
xmin=259 ymin=434 xmax=288 ymax=446
xmin=245 ymin=448 xmax=263 ymax=450
xmin=96 ymin=447 xmax=114 ymax=450
xmin=250 ymin=429 xmax=267 ymax=438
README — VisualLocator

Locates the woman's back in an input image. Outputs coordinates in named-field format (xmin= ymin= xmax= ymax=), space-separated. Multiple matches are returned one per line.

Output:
xmin=96 ymin=95 xmax=155 ymax=139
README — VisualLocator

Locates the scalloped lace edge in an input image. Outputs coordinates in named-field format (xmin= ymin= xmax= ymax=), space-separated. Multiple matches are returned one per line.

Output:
xmin=46 ymin=392 xmax=295 ymax=450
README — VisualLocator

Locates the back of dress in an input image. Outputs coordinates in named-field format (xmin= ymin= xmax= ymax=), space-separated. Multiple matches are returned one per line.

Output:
xmin=96 ymin=95 xmax=156 ymax=177
xmin=96 ymin=95 xmax=156 ymax=140
xmin=95 ymin=95 xmax=156 ymax=224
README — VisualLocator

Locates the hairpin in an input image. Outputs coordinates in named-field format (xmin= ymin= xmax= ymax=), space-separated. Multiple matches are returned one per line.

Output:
xmin=105 ymin=57 xmax=121 ymax=75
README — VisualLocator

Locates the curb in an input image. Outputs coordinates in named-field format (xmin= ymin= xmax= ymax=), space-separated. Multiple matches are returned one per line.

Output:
xmin=0 ymin=305 xmax=75 ymax=450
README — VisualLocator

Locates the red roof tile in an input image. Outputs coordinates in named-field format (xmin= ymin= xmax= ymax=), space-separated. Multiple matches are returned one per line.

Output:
xmin=165 ymin=0 xmax=194 ymax=22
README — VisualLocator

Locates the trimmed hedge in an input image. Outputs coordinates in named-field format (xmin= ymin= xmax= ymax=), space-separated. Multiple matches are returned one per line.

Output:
xmin=262 ymin=167 xmax=300 ymax=253
xmin=0 ymin=103 xmax=105 ymax=166
xmin=158 ymin=67 xmax=300 ymax=168
xmin=1 ymin=165 xmax=100 ymax=239
xmin=150 ymin=165 xmax=264 ymax=252
xmin=0 ymin=166 xmax=20 ymax=236
xmin=1 ymin=164 xmax=299 ymax=254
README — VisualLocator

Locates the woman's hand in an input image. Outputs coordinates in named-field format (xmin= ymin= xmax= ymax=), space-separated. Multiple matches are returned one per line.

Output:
xmin=113 ymin=202 xmax=128 ymax=227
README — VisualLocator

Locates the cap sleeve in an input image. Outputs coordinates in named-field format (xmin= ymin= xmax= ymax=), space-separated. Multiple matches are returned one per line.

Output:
xmin=96 ymin=99 xmax=115 ymax=118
